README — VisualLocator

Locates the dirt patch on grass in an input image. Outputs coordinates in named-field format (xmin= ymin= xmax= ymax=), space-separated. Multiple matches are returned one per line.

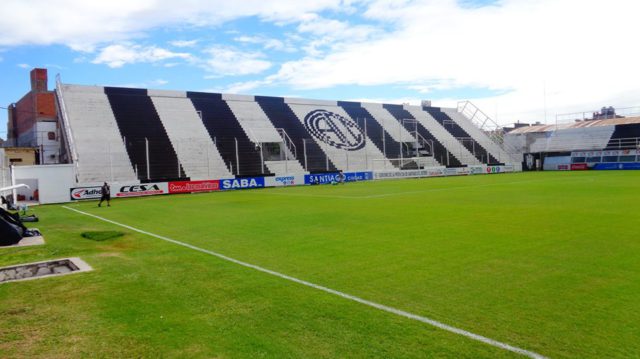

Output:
xmin=96 ymin=252 xmax=125 ymax=258
xmin=81 ymin=231 xmax=124 ymax=241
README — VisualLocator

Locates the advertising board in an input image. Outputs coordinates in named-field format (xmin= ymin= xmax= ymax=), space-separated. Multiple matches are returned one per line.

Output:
xmin=115 ymin=183 xmax=168 ymax=197
xmin=168 ymin=180 xmax=220 ymax=194
xmin=265 ymin=175 xmax=305 ymax=187
xmin=220 ymin=177 xmax=265 ymax=190
xmin=70 ymin=186 xmax=103 ymax=200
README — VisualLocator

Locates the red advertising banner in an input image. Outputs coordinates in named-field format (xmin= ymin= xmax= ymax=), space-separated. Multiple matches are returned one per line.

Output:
xmin=570 ymin=163 xmax=588 ymax=170
xmin=168 ymin=180 xmax=220 ymax=194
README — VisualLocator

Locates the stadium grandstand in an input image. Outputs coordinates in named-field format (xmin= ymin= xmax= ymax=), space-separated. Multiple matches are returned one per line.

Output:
xmin=2 ymin=68 xmax=521 ymax=204
xmin=504 ymin=106 xmax=640 ymax=171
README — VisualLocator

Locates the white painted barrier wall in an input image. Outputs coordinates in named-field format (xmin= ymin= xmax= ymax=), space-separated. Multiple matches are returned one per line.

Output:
xmin=13 ymin=164 xmax=76 ymax=204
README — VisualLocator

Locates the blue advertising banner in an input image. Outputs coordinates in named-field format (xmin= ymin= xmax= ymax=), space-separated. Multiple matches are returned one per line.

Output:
xmin=220 ymin=177 xmax=265 ymax=190
xmin=593 ymin=163 xmax=640 ymax=170
xmin=305 ymin=173 xmax=340 ymax=184
xmin=344 ymin=171 xmax=373 ymax=182
xmin=305 ymin=172 xmax=374 ymax=185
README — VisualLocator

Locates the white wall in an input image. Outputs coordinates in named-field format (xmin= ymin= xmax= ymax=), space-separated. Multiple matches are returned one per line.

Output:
xmin=36 ymin=122 xmax=61 ymax=164
xmin=13 ymin=164 xmax=75 ymax=204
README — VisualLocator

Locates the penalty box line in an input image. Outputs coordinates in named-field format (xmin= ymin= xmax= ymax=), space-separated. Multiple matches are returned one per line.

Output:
xmin=62 ymin=205 xmax=547 ymax=359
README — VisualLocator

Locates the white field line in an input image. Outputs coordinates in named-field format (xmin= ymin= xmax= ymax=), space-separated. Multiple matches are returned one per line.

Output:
xmin=63 ymin=205 xmax=547 ymax=359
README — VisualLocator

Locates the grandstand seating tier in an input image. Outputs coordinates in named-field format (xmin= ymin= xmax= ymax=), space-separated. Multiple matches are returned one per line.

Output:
xmin=105 ymin=87 xmax=187 ymax=182
xmin=286 ymin=103 xmax=394 ymax=171
xmin=401 ymin=105 xmax=479 ymax=166
xmin=528 ymin=126 xmax=615 ymax=153
xmin=338 ymin=102 xmax=402 ymax=165
xmin=424 ymin=107 xmax=499 ymax=164
xmin=442 ymin=108 xmax=517 ymax=163
xmin=60 ymin=85 xmax=138 ymax=184
xmin=187 ymin=92 xmax=272 ymax=177
xmin=360 ymin=103 xmax=416 ymax=143
xmin=150 ymin=95 xmax=232 ymax=180
xmin=59 ymin=84 xmax=524 ymax=184
xmin=256 ymin=96 xmax=338 ymax=173
xmin=225 ymin=99 xmax=285 ymax=143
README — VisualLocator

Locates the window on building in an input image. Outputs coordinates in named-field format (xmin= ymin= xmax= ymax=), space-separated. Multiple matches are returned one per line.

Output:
xmin=48 ymin=131 xmax=56 ymax=140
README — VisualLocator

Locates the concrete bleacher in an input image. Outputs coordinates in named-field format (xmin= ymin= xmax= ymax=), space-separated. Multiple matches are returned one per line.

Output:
xmin=529 ymin=126 xmax=615 ymax=152
xmin=264 ymin=160 xmax=306 ymax=175
xmin=360 ymin=103 xmax=416 ymax=143
xmin=105 ymin=87 xmax=186 ymax=181
xmin=257 ymin=96 xmax=338 ymax=173
xmin=338 ymin=102 xmax=402 ymax=164
xmin=285 ymin=100 xmax=394 ymax=171
xmin=382 ymin=104 xmax=459 ymax=166
xmin=424 ymin=107 xmax=499 ymax=164
xmin=60 ymin=85 xmax=137 ymax=184
xmin=149 ymin=91 xmax=232 ymax=180
xmin=224 ymin=95 xmax=284 ymax=143
xmin=442 ymin=108 xmax=517 ymax=163
xmin=225 ymin=95 xmax=307 ymax=174
xmin=404 ymin=106 xmax=480 ymax=166
xmin=60 ymin=83 xmax=522 ymax=185
xmin=188 ymin=92 xmax=272 ymax=177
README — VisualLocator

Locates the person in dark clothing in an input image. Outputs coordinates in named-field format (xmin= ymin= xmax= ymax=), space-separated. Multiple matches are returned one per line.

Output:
xmin=98 ymin=182 xmax=111 ymax=207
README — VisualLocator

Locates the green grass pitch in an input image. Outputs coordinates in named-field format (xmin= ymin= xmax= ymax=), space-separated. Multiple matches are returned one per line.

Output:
xmin=1 ymin=171 xmax=639 ymax=358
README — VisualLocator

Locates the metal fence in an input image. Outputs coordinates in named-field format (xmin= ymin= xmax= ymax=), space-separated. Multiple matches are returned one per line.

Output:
xmin=555 ymin=106 xmax=640 ymax=125
xmin=74 ymin=136 xmax=486 ymax=182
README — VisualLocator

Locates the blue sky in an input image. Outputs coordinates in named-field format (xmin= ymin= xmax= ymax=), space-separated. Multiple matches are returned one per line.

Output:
xmin=1 ymin=0 xmax=638 ymax=139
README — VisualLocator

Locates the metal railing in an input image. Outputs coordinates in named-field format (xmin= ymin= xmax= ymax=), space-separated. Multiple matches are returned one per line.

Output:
xmin=55 ymin=75 xmax=80 ymax=180
xmin=555 ymin=106 xmax=640 ymax=125
xmin=605 ymin=137 xmax=640 ymax=150
xmin=277 ymin=128 xmax=297 ymax=161
xmin=456 ymin=100 xmax=520 ymax=161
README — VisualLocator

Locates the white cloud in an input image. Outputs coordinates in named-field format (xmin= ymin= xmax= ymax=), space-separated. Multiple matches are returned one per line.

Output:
xmin=295 ymin=15 xmax=380 ymax=56
xmin=234 ymin=35 xmax=295 ymax=52
xmin=117 ymin=79 xmax=169 ymax=88
xmin=169 ymin=39 xmax=198 ymax=48
xmin=150 ymin=79 xmax=169 ymax=86
xmin=223 ymin=80 xmax=270 ymax=94
xmin=17 ymin=63 xmax=30 ymax=69
xmin=202 ymin=46 xmax=271 ymax=76
xmin=92 ymin=43 xmax=192 ymax=68
xmin=266 ymin=0 xmax=640 ymax=124
xmin=0 ymin=0 xmax=355 ymax=49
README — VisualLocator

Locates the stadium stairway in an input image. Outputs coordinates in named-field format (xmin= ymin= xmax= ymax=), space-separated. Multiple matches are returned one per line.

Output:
xmin=285 ymin=99 xmax=394 ymax=171
xmin=257 ymin=96 xmax=338 ymax=173
xmin=383 ymin=104 xmax=465 ymax=167
xmin=338 ymin=101 xmax=402 ymax=165
xmin=59 ymin=85 xmax=138 ymax=185
xmin=442 ymin=108 xmax=517 ymax=163
xmin=188 ymin=92 xmax=272 ymax=177
xmin=150 ymin=91 xmax=232 ymax=180
xmin=264 ymin=160 xmax=306 ymax=175
xmin=424 ymin=107 xmax=499 ymax=164
xmin=105 ymin=87 xmax=187 ymax=182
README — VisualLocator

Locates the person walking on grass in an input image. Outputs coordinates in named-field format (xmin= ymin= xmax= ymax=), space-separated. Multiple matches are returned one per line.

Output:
xmin=98 ymin=182 xmax=111 ymax=207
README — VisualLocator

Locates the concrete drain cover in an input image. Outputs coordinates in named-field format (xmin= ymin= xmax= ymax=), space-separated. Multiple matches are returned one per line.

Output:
xmin=0 ymin=257 xmax=92 ymax=284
